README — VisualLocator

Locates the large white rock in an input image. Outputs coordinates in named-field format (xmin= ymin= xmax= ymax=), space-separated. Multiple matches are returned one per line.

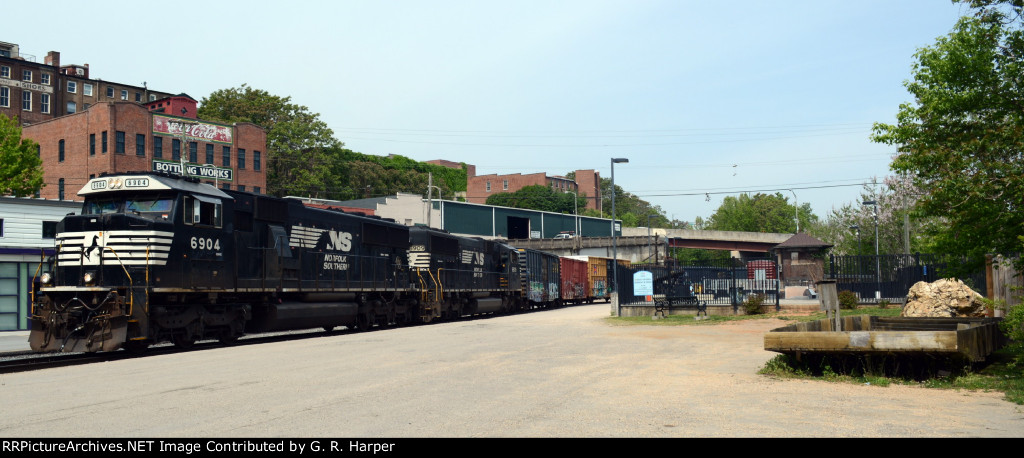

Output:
xmin=901 ymin=278 xmax=987 ymax=318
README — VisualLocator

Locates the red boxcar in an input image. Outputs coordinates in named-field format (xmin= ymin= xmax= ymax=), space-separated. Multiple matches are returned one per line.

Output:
xmin=559 ymin=257 xmax=589 ymax=305
xmin=747 ymin=260 xmax=778 ymax=280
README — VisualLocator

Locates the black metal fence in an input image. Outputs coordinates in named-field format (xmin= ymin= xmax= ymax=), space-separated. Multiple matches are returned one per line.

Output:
xmin=616 ymin=256 xmax=780 ymax=311
xmin=828 ymin=253 xmax=987 ymax=303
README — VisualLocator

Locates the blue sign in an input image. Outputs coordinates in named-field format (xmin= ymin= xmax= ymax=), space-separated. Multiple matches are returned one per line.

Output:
xmin=633 ymin=270 xmax=653 ymax=296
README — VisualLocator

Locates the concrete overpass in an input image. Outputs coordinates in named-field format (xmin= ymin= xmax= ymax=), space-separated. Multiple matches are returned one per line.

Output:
xmin=625 ymin=228 xmax=793 ymax=252
xmin=506 ymin=229 xmax=794 ymax=263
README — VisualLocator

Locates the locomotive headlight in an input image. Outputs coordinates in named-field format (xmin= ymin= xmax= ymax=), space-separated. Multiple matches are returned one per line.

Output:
xmin=40 ymin=272 xmax=52 ymax=285
xmin=83 ymin=271 xmax=96 ymax=286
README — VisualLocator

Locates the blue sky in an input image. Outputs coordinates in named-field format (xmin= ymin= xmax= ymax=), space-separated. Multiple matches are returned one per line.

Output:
xmin=8 ymin=0 xmax=969 ymax=225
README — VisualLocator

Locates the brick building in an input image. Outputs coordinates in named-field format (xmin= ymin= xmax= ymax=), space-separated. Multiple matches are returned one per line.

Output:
xmin=467 ymin=169 xmax=602 ymax=211
xmin=24 ymin=96 xmax=267 ymax=200
xmin=1 ymin=41 xmax=173 ymax=126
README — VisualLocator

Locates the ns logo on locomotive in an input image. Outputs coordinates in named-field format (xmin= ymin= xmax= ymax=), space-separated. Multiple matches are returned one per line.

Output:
xmin=29 ymin=172 xmax=545 ymax=354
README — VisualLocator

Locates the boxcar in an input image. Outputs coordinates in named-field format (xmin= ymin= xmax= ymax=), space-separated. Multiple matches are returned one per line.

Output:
xmin=518 ymin=248 xmax=560 ymax=308
xmin=559 ymin=256 xmax=588 ymax=305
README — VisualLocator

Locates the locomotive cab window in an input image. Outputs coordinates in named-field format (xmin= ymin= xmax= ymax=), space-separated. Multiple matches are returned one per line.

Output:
xmin=183 ymin=194 xmax=222 ymax=228
xmin=82 ymin=194 xmax=176 ymax=221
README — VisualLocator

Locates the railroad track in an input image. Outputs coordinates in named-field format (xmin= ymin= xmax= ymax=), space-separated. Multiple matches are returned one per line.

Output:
xmin=0 ymin=308 xmax=552 ymax=374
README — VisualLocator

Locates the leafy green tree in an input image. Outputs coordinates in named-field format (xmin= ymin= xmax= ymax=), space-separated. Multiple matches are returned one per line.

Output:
xmin=703 ymin=192 xmax=812 ymax=233
xmin=872 ymin=0 xmax=1024 ymax=272
xmin=486 ymin=185 xmax=585 ymax=214
xmin=0 ymin=114 xmax=43 ymax=197
xmin=198 ymin=85 xmax=342 ymax=197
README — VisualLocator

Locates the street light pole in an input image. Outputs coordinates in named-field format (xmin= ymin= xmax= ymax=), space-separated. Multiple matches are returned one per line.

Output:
xmin=849 ymin=225 xmax=860 ymax=255
xmin=863 ymin=200 xmax=881 ymax=300
xmin=787 ymin=189 xmax=799 ymax=233
xmin=611 ymin=158 xmax=628 ymax=295
xmin=647 ymin=214 xmax=657 ymax=263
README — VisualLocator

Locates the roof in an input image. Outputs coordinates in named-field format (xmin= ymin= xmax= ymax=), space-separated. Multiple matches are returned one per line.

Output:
xmin=774 ymin=233 xmax=833 ymax=249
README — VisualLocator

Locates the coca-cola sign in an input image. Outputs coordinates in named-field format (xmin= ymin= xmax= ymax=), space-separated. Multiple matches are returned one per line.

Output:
xmin=153 ymin=114 xmax=233 ymax=144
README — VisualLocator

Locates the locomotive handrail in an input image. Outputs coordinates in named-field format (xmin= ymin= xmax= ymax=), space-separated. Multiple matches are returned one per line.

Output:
xmin=435 ymin=268 xmax=444 ymax=302
xmin=30 ymin=248 xmax=45 ymax=316
xmin=101 ymin=246 xmax=135 ymax=317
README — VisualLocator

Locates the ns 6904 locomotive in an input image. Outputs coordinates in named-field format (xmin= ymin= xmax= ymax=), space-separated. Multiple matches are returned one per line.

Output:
xmin=30 ymin=172 xmax=523 ymax=353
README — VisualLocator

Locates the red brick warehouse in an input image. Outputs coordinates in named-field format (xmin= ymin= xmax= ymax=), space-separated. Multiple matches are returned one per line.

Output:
xmin=24 ymin=96 xmax=267 ymax=201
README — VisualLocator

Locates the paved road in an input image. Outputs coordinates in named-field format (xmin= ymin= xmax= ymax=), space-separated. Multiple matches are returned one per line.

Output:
xmin=1 ymin=304 xmax=1021 ymax=438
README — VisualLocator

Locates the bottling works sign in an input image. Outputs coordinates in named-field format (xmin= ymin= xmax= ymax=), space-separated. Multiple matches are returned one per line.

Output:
xmin=152 ymin=159 xmax=233 ymax=181
xmin=152 ymin=114 xmax=233 ymax=144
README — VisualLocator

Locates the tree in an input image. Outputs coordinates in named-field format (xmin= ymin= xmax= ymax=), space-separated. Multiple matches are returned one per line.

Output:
xmin=872 ymin=0 xmax=1024 ymax=272
xmin=485 ymin=185 xmax=585 ymax=214
xmin=198 ymin=85 xmax=342 ymax=197
xmin=805 ymin=176 xmax=938 ymax=256
xmin=0 ymin=114 xmax=43 ymax=197
xmin=703 ymin=192 xmax=811 ymax=233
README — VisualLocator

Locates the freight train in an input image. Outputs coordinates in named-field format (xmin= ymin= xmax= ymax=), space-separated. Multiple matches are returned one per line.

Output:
xmin=28 ymin=172 xmax=607 ymax=354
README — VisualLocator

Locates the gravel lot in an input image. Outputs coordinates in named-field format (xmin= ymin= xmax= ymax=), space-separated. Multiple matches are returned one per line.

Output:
xmin=0 ymin=303 xmax=1021 ymax=438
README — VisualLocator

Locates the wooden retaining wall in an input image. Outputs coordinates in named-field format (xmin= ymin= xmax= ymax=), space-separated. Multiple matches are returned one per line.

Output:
xmin=764 ymin=316 xmax=1005 ymax=362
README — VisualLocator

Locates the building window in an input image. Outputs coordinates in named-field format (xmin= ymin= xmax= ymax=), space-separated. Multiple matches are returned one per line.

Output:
xmin=41 ymin=74 xmax=50 ymax=85
xmin=67 ymin=81 xmax=76 ymax=93
xmin=58 ymin=139 xmax=65 ymax=162
xmin=101 ymin=131 xmax=107 ymax=153
xmin=254 ymin=186 xmax=260 ymax=194
xmin=84 ymin=84 xmax=93 ymax=97
xmin=172 ymin=139 xmax=180 ymax=161
xmin=22 ymin=91 xmax=31 ymax=111
xmin=149 ymin=94 xmax=156 ymax=101
xmin=237 ymin=185 xmax=245 ymax=192
xmin=90 ymin=134 xmax=95 ymax=156
xmin=205 ymin=144 xmax=214 ymax=164
xmin=221 ymin=183 xmax=230 ymax=191
xmin=503 ymin=180 xmax=508 ymax=190
xmin=42 ymin=221 xmax=58 ymax=239
xmin=254 ymin=151 xmax=261 ymax=171
xmin=120 ymin=90 xmax=128 ymax=100
xmin=58 ymin=179 xmax=65 ymax=201
xmin=0 ymin=87 xmax=8 ymax=107
xmin=222 ymin=146 xmax=230 ymax=167
xmin=135 ymin=92 xmax=141 ymax=102
xmin=154 ymin=136 xmax=162 ymax=158
xmin=41 ymin=94 xmax=49 ymax=113
xmin=115 ymin=131 xmax=125 ymax=154
xmin=22 ymin=70 xmax=32 ymax=82
xmin=66 ymin=101 xmax=76 ymax=114
xmin=136 ymin=134 xmax=146 ymax=157
xmin=189 ymin=142 xmax=197 ymax=163
xmin=486 ymin=181 xmax=491 ymax=192
xmin=237 ymin=148 xmax=245 ymax=169
xmin=0 ymin=66 xmax=8 ymax=78
xmin=106 ymin=86 xmax=114 ymax=98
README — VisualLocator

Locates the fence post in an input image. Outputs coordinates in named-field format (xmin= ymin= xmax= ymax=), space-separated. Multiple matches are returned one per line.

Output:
xmin=817 ymin=279 xmax=840 ymax=331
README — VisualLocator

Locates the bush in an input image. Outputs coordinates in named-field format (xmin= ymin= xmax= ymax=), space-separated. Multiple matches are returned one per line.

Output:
xmin=838 ymin=290 xmax=859 ymax=310
xmin=743 ymin=293 xmax=766 ymax=315
xmin=878 ymin=299 xmax=891 ymax=309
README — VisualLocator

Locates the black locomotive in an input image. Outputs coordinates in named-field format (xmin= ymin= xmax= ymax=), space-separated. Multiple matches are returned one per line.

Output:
xmin=29 ymin=172 xmax=527 ymax=353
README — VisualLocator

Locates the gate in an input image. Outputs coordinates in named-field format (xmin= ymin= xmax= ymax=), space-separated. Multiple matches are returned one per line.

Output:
xmin=616 ymin=256 xmax=779 ymax=311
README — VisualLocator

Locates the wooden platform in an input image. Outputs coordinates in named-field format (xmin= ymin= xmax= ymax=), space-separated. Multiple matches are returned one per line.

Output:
xmin=764 ymin=316 xmax=1006 ymax=362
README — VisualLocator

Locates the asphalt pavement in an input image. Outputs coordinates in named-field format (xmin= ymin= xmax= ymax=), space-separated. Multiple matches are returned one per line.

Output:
xmin=0 ymin=298 xmax=821 ymax=356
